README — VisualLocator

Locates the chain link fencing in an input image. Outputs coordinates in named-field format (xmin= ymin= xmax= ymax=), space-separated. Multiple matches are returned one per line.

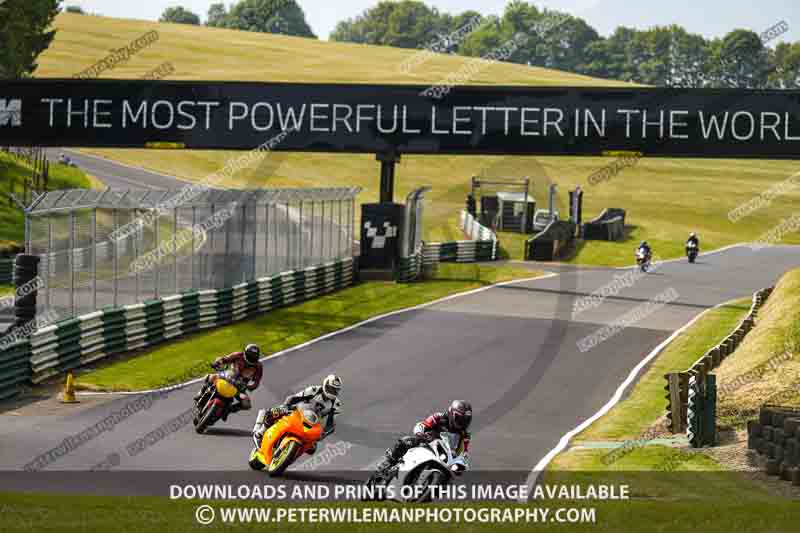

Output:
xmin=25 ymin=187 xmax=359 ymax=321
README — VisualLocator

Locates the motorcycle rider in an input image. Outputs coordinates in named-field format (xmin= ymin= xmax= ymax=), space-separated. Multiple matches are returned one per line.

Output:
xmin=686 ymin=232 xmax=699 ymax=249
xmin=637 ymin=240 xmax=652 ymax=260
xmin=253 ymin=374 xmax=343 ymax=455
xmin=195 ymin=343 xmax=263 ymax=420
xmin=374 ymin=400 xmax=472 ymax=477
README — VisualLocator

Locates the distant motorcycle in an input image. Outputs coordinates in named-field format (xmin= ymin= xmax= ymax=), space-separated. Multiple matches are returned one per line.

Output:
xmin=686 ymin=241 xmax=698 ymax=263
xmin=192 ymin=363 xmax=248 ymax=434
xmin=57 ymin=153 xmax=77 ymax=167
xmin=636 ymin=248 xmax=651 ymax=272
xmin=364 ymin=433 xmax=469 ymax=503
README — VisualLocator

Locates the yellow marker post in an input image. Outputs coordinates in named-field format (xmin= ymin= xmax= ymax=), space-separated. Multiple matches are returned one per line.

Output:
xmin=60 ymin=372 xmax=79 ymax=403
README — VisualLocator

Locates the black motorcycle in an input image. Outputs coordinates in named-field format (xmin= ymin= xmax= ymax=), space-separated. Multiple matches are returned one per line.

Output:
xmin=686 ymin=241 xmax=698 ymax=263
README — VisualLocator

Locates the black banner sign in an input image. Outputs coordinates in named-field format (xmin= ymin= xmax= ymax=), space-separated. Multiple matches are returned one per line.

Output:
xmin=2 ymin=79 xmax=800 ymax=158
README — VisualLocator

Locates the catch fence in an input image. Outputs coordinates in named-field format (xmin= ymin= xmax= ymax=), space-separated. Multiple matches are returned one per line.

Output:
xmin=23 ymin=187 xmax=360 ymax=321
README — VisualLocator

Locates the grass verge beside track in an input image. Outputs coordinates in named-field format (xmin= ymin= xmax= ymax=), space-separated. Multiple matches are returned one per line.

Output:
xmin=75 ymin=264 xmax=541 ymax=391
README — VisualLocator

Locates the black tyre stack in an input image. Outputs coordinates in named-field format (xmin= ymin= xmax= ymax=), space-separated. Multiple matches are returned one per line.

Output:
xmin=747 ymin=405 xmax=800 ymax=485
xmin=13 ymin=254 xmax=40 ymax=328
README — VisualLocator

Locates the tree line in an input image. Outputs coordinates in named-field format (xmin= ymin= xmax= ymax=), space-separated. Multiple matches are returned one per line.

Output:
xmin=329 ymin=0 xmax=799 ymax=89
xmin=4 ymin=0 xmax=798 ymax=89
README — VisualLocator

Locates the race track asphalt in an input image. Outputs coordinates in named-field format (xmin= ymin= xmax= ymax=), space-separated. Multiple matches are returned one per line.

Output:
xmin=2 ymin=154 xmax=799 ymax=493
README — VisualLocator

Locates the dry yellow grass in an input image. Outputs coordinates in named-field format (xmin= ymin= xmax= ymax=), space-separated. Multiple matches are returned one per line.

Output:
xmin=716 ymin=269 xmax=800 ymax=426
xmin=37 ymin=13 xmax=627 ymax=86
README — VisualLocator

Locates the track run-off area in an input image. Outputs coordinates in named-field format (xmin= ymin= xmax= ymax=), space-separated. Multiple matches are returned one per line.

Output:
xmin=2 ymin=151 xmax=799 ymax=490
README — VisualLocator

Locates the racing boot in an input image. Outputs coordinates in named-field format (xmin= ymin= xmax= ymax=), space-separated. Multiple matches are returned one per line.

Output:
xmin=253 ymin=409 xmax=268 ymax=446
xmin=373 ymin=449 xmax=399 ymax=480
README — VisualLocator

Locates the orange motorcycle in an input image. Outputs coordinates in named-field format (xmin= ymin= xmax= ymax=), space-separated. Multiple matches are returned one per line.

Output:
xmin=248 ymin=408 xmax=323 ymax=476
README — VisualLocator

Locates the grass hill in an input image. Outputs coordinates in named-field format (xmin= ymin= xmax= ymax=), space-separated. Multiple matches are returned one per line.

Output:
xmin=32 ymin=13 xmax=800 ymax=265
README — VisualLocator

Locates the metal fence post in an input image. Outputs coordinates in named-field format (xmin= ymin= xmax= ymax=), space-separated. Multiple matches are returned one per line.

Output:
xmin=272 ymin=203 xmax=278 ymax=274
xmin=240 ymin=203 xmax=247 ymax=283
xmin=112 ymin=209 xmax=119 ymax=307
xmin=309 ymin=200 xmax=315 ymax=265
xmin=264 ymin=204 xmax=270 ymax=276
xmin=92 ymin=208 xmax=97 ymax=310
xmin=46 ymin=215 xmax=53 ymax=311
xmin=173 ymin=207 xmax=178 ymax=293
xmin=191 ymin=206 xmax=196 ymax=288
xmin=338 ymin=199 xmax=343 ymax=258
xmin=298 ymin=201 xmax=304 ymax=267
xmin=224 ymin=204 xmax=233 ymax=286
xmin=285 ymin=202 xmax=291 ymax=270
xmin=320 ymin=201 xmax=326 ymax=261
xmin=251 ymin=200 xmax=258 ymax=279
xmin=134 ymin=214 xmax=140 ymax=303
xmin=69 ymin=210 xmax=76 ymax=315
xmin=154 ymin=211 xmax=160 ymax=298
xmin=207 ymin=203 xmax=215 ymax=289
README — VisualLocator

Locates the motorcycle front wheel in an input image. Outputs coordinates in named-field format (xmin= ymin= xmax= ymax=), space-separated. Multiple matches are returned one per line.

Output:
xmin=195 ymin=403 xmax=220 ymax=434
xmin=268 ymin=440 xmax=300 ymax=477
xmin=409 ymin=469 xmax=448 ymax=503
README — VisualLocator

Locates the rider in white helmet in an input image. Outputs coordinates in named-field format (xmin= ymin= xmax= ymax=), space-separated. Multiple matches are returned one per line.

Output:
xmin=253 ymin=374 xmax=343 ymax=454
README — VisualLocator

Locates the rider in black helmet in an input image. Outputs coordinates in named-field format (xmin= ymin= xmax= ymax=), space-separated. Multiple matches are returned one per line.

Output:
xmin=375 ymin=400 xmax=472 ymax=476
xmin=195 ymin=343 xmax=263 ymax=420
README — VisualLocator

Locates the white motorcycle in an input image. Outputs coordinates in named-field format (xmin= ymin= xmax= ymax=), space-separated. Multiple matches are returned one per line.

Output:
xmin=366 ymin=433 xmax=469 ymax=503
xmin=636 ymin=248 xmax=651 ymax=272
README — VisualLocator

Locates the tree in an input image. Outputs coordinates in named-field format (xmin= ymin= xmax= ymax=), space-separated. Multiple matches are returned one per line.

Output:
xmin=0 ymin=0 xmax=60 ymax=79
xmin=330 ymin=1 xmax=449 ymax=49
xmin=668 ymin=26 xmax=710 ymax=87
xmin=160 ymin=6 xmax=201 ymax=25
xmin=64 ymin=5 xmax=84 ymax=13
xmin=709 ymin=30 xmax=770 ymax=88
xmin=458 ymin=16 xmax=503 ymax=58
xmin=206 ymin=3 xmax=228 ymax=27
xmin=224 ymin=0 xmax=316 ymax=38
xmin=770 ymin=42 xmax=800 ymax=88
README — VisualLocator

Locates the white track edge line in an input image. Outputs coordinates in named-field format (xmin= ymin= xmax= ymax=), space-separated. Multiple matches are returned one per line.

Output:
xmin=521 ymin=295 xmax=740 ymax=500
xmin=77 ymin=272 xmax=559 ymax=397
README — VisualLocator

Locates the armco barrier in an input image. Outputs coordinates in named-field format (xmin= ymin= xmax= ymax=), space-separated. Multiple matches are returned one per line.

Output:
xmin=424 ymin=210 xmax=498 ymax=265
xmin=396 ymin=248 xmax=423 ymax=283
xmin=0 ymin=258 xmax=353 ymax=390
xmin=398 ymin=211 xmax=497 ymax=282
xmin=664 ymin=286 xmax=773 ymax=435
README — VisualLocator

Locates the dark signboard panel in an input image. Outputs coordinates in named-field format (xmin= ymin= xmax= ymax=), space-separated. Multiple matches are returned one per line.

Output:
xmin=1 ymin=79 xmax=800 ymax=158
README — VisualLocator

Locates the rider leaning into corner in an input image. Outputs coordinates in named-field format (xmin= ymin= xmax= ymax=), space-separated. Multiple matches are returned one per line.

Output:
xmin=638 ymin=240 xmax=652 ymax=258
xmin=195 ymin=343 xmax=263 ymax=420
xmin=686 ymin=232 xmax=699 ymax=248
xmin=375 ymin=400 xmax=472 ymax=476
xmin=253 ymin=374 xmax=343 ymax=455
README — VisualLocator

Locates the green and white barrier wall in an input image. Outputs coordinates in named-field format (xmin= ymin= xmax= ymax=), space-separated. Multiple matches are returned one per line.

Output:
xmin=396 ymin=211 xmax=497 ymax=282
xmin=0 ymin=258 xmax=353 ymax=396
xmin=0 ymin=257 xmax=14 ymax=284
